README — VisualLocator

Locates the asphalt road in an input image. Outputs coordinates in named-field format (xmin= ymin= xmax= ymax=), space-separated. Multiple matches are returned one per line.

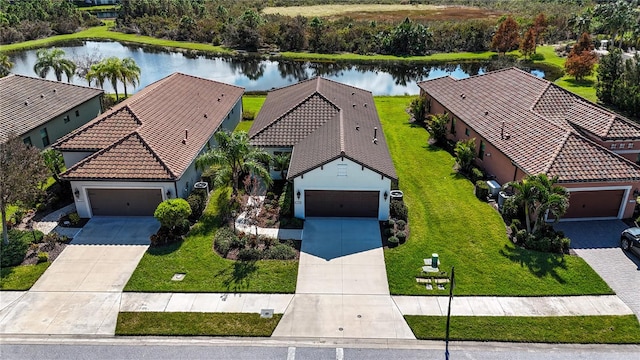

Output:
xmin=1 ymin=337 xmax=638 ymax=360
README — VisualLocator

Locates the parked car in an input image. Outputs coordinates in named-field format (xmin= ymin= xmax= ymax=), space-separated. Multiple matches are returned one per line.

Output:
xmin=620 ymin=227 xmax=640 ymax=258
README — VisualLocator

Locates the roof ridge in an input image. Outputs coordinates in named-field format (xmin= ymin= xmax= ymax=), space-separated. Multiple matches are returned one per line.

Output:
xmin=339 ymin=110 xmax=345 ymax=155
xmin=6 ymin=74 xmax=103 ymax=92
xmin=135 ymin=132 xmax=177 ymax=179
xmin=543 ymin=131 xmax=571 ymax=174
xmin=316 ymin=76 xmax=374 ymax=95
xmin=530 ymin=82 xmax=552 ymax=112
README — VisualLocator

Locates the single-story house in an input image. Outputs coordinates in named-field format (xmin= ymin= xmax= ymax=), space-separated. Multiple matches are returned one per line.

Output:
xmin=249 ymin=77 xmax=397 ymax=221
xmin=418 ymin=67 xmax=640 ymax=220
xmin=0 ymin=74 xmax=103 ymax=148
xmin=54 ymin=72 xmax=244 ymax=218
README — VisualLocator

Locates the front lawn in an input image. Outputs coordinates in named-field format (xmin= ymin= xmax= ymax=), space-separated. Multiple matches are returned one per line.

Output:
xmin=235 ymin=95 xmax=264 ymax=132
xmin=377 ymin=96 xmax=612 ymax=296
xmin=116 ymin=312 xmax=281 ymax=336
xmin=405 ymin=315 xmax=640 ymax=343
xmin=0 ymin=263 xmax=49 ymax=290
xmin=123 ymin=187 xmax=298 ymax=293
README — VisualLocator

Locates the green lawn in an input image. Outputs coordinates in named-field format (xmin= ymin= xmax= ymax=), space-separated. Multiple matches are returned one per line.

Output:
xmin=377 ymin=96 xmax=612 ymax=296
xmin=405 ymin=315 xmax=640 ymax=343
xmin=235 ymin=96 xmax=264 ymax=132
xmin=116 ymin=312 xmax=281 ymax=336
xmin=0 ymin=263 xmax=50 ymax=290
xmin=123 ymin=187 xmax=298 ymax=293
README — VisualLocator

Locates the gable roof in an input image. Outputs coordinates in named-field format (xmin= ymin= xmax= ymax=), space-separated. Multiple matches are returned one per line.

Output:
xmin=249 ymin=77 xmax=397 ymax=180
xmin=418 ymin=68 xmax=640 ymax=183
xmin=0 ymin=74 xmax=103 ymax=142
xmin=55 ymin=73 xmax=244 ymax=181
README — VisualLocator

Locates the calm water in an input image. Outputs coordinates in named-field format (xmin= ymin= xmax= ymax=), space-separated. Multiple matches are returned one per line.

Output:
xmin=8 ymin=41 xmax=547 ymax=95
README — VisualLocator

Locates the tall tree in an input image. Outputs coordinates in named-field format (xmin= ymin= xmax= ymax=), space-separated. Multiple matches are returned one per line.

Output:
xmin=597 ymin=49 xmax=624 ymax=104
xmin=0 ymin=135 xmax=49 ymax=245
xmin=195 ymin=131 xmax=271 ymax=197
xmin=33 ymin=48 xmax=76 ymax=82
xmin=120 ymin=57 xmax=141 ymax=99
xmin=491 ymin=16 xmax=520 ymax=55
xmin=564 ymin=32 xmax=597 ymax=81
xmin=520 ymin=27 xmax=537 ymax=59
xmin=594 ymin=0 xmax=637 ymax=48
xmin=0 ymin=53 xmax=13 ymax=77
xmin=42 ymin=149 xmax=64 ymax=184
xmin=533 ymin=13 xmax=547 ymax=45
xmin=309 ymin=17 xmax=324 ymax=52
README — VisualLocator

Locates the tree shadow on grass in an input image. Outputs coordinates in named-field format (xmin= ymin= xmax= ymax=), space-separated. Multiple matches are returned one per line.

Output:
xmin=217 ymin=260 xmax=258 ymax=292
xmin=499 ymin=243 xmax=568 ymax=284
xmin=562 ymin=78 xmax=595 ymax=89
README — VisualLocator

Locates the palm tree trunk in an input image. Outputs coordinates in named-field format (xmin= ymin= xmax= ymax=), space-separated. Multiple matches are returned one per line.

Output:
xmin=1 ymin=205 xmax=8 ymax=245
xmin=524 ymin=204 xmax=531 ymax=233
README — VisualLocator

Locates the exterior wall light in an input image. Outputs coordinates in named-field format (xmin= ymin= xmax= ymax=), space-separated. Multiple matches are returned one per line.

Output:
xmin=74 ymin=188 xmax=80 ymax=199
xmin=296 ymin=190 xmax=301 ymax=200
xmin=166 ymin=189 xmax=172 ymax=198
xmin=383 ymin=191 xmax=388 ymax=201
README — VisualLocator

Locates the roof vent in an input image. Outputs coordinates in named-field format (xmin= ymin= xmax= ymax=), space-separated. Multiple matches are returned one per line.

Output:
xmin=53 ymin=89 xmax=57 ymax=93
xmin=204 ymin=113 xmax=208 ymax=118
xmin=24 ymin=100 xmax=28 ymax=106
xmin=217 ymin=98 xmax=221 ymax=102
xmin=353 ymin=103 xmax=356 ymax=108
xmin=182 ymin=129 xmax=189 ymax=144
xmin=40 ymin=94 xmax=45 ymax=98
xmin=352 ymin=92 xmax=355 ymax=95
xmin=363 ymin=103 xmax=367 ymax=107
xmin=373 ymin=127 xmax=378 ymax=141
xmin=373 ymin=138 xmax=378 ymax=144
xmin=484 ymin=111 xmax=489 ymax=116
xmin=461 ymin=94 xmax=466 ymax=99
xmin=356 ymin=123 xmax=360 ymax=131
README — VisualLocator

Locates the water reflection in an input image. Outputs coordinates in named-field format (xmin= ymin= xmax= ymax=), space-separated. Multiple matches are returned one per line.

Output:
xmin=8 ymin=41 xmax=548 ymax=95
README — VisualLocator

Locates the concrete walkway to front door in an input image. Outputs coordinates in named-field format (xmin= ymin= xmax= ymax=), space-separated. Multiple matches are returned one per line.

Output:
xmin=0 ymin=217 xmax=158 ymax=335
xmin=272 ymin=218 xmax=415 ymax=339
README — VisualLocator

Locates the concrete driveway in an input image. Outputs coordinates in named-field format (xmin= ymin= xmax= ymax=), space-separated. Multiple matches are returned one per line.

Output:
xmin=273 ymin=218 xmax=414 ymax=339
xmin=0 ymin=217 xmax=158 ymax=335
xmin=555 ymin=220 xmax=640 ymax=320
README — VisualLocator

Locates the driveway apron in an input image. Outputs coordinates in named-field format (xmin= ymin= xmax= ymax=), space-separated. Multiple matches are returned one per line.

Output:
xmin=273 ymin=218 xmax=415 ymax=339
xmin=0 ymin=217 xmax=158 ymax=335
xmin=555 ymin=220 xmax=640 ymax=320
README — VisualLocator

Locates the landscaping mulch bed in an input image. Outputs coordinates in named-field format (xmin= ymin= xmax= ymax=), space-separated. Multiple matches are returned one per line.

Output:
xmin=20 ymin=241 xmax=66 ymax=266
xmin=58 ymin=214 xmax=90 ymax=228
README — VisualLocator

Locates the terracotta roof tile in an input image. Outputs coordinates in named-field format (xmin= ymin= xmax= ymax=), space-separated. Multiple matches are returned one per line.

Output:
xmin=0 ymin=74 xmax=103 ymax=142
xmin=56 ymin=73 xmax=244 ymax=180
xmin=250 ymin=77 xmax=397 ymax=180
xmin=418 ymin=68 xmax=640 ymax=182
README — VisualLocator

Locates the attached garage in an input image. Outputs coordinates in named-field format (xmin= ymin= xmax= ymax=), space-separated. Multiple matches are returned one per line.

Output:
xmin=88 ymin=188 xmax=163 ymax=216
xmin=564 ymin=190 xmax=625 ymax=218
xmin=305 ymin=190 xmax=379 ymax=218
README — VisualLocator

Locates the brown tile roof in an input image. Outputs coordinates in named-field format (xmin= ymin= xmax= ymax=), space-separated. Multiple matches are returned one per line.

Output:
xmin=0 ymin=74 xmax=103 ymax=142
xmin=56 ymin=73 xmax=243 ymax=181
xmin=418 ymin=68 xmax=640 ymax=183
xmin=249 ymin=77 xmax=397 ymax=180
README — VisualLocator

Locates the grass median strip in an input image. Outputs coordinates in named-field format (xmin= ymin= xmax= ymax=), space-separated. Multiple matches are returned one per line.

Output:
xmin=116 ymin=312 xmax=282 ymax=337
xmin=376 ymin=96 xmax=612 ymax=296
xmin=404 ymin=315 xmax=640 ymax=344
xmin=0 ymin=263 xmax=50 ymax=290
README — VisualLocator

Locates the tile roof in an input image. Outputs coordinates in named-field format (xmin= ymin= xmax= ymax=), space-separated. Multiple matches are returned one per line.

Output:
xmin=56 ymin=73 xmax=244 ymax=181
xmin=0 ymin=74 xmax=103 ymax=142
xmin=418 ymin=68 xmax=640 ymax=183
xmin=249 ymin=77 xmax=397 ymax=180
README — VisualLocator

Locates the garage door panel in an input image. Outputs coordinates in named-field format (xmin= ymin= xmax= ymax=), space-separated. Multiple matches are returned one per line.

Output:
xmin=305 ymin=190 xmax=378 ymax=218
xmin=88 ymin=189 xmax=163 ymax=216
xmin=564 ymin=190 xmax=624 ymax=218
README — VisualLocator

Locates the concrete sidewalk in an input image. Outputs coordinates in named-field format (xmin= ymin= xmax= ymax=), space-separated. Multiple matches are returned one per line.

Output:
xmin=393 ymin=295 xmax=634 ymax=316
xmin=120 ymin=292 xmax=293 ymax=313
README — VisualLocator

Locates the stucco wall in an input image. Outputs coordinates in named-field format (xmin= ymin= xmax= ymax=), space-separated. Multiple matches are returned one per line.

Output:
xmin=292 ymin=157 xmax=392 ymax=220
xmin=219 ymin=100 xmax=243 ymax=133
xmin=62 ymin=151 xmax=95 ymax=169
xmin=70 ymin=180 xmax=175 ymax=218
xmin=262 ymin=147 xmax=293 ymax=180
xmin=21 ymin=96 xmax=102 ymax=149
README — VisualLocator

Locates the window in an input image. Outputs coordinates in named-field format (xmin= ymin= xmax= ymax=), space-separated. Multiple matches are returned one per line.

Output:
xmin=63 ymin=115 xmax=70 ymax=123
xmin=75 ymin=110 xmax=80 ymax=117
xmin=450 ymin=117 xmax=456 ymax=135
xmin=40 ymin=128 xmax=50 ymax=147
xmin=337 ymin=164 xmax=347 ymax=176
xmin=611 ymin=143 xmax=617 ymax=149
xmin=465 ymin=128 xmax=470 ymax=136
xmin=478 ymin=141 xmax=485 ymax=160
xmin=23 ymin=137 xmax=32 ymax=146
xmin=629 ymin=143 xmax=634 ymax=149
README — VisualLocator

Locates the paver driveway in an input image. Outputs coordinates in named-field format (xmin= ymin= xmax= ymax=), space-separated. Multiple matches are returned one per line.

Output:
xmin=273 ymin=218 xmax=414 ymax=339
xmin=555 ymin=220 xmax=640 ymax=320
xmin=0 ymin=217 xmax=158 ymax=335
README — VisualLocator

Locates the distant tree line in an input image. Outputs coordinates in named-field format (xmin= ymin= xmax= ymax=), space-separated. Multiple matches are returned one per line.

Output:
xmin=0 ymin=0 xmax=101 ymax=44
xmin=597 ymin=50 xmax=640 ymax=119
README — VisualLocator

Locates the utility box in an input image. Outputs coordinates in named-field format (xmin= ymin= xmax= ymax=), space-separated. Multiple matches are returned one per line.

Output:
xmin=431 ymin=253 xmax=439 ymax=268
xmin=486 ymin=180 xmax=501 ymax=198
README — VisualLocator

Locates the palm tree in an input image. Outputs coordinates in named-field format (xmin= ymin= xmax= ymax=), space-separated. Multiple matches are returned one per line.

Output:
xmin=102 ymin=57 xmax=124 ymax=102
xmin=505 ymin=175 xmax=539 ymax=234
xmin=531 ymin=174 xmax=569 ymax=232
xmin=453 ymin=138 xmax=475 ymax=174
xmin=85 ymin=62 xmax=107 ymax=90
xmin=120 ymin=57 xmax=141 ymax=99
xmin=33 ymin=48 xmax=76 ymax=82
xmin=271 ymin=152 xmax=291 ymax=180
xmin=195 ymin=131 xmax=272 ymax=197
xmin=0 ymin=54 xmax=13 ymax=78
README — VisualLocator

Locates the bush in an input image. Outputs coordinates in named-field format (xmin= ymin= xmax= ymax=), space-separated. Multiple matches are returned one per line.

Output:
xmin=266 ymin=192 xmax=276 ymax=200
xmin=386 ymin=219 xmax=396 ymax=228
xmin=68 ymin=212 xmax=81 ymax=226
xmin=261 ymin=235 xmax=278 ymax=248
xmin=470 ymin=167 xmax=484 ymax=183
xmin=475 ymin=180 xmax=489 ymax=200
xmin=238 ymin=248 xmax=261 ymax=261
xmin=214 ymin=227 xmax=237 ymax=256
xmin=390 ymin=200 xmax=408 ymax=221
xmin=242 ymin=110 xmax=255 ymax=120
xmin=37 ymin=252 xmax=49 ymax=263
xmin=174 ymin=219 xmax=191 ymax=236
xmin=396 ymin=219 xmax=407 ymax=231
xmin=230 ymin=235 xmax=247 ymax=249
xmin=278 ymin=182 xmax=293 ymax=217
xmin=396 ymin=231 xmax=407 ymax=243
xmin=0 ymin=236 xmax=29 ymax=267
xmin=43 ymin=232 xmax=61 ymax=244
xmin=186 ymin=192 xmax=207 ymax=221
xmin=388 ymin=236 xmax=399 ymax=247
xmin=264 ymin=243 xmax=296 ymax=260
xmin=154 ymin=199 xmax=192 ymax=230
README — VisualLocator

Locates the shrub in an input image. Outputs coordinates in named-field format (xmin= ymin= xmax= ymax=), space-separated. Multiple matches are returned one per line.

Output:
xmin=261 ymin=235 xmax=278 ymax=248
xmin=390 ymin=200 xmax=408 ymax=221
xmin=213 ymin=227 xmax=237 ymax=256
xmin=278 ymin=182 xmax=293 ymax=217
xmin=174 ymin=219 xmax=191 ymax=236
xmin=68 ymin=212 xmax=81 ymax=226
xmin=470 ymin=167 xmax=484 ymax=183
xmin=396 ymin=231 xmax=407 ymax=243
xmin=266 ymin=192 xmax=276 ymax=200
xmin=264 ymin=243 xmax=296 ymax=260
xmin=386 ymin=219 xmax=396 ymax=228
xmin=154 ymin=199 xmax=192 ymax=230
xmin=475 ymin=180 xmax=489 ymax=200
xmin=238 ymin=248 xmax=261 ymax=261
xmin=43 ymin=232 xmax=61 ymax=244
xmin=388 ymin=236 xmax=399 ymax=247
xmin=230 ymin=235 xmax=247 ymax=249
xmin=383 ymin=227 xmax=393 ymax=237
xmin=242 ymin=110 xmax=255 ymax=120
xmin=37 ymin=252 xmax=49 ymax=263
xmin=396 ymin=219 xmax=407 ymax=231
xmin=186 ymin=194 xmax=204 ymax=221
xmin=0 ymin=236 xmax=29 ymax=267
xmin=515 ymin=229 xmax=528 ymax=244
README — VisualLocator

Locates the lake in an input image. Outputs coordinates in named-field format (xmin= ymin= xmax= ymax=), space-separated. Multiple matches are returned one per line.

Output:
xmin=8 ymin=41 xmax=548 ymax=95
